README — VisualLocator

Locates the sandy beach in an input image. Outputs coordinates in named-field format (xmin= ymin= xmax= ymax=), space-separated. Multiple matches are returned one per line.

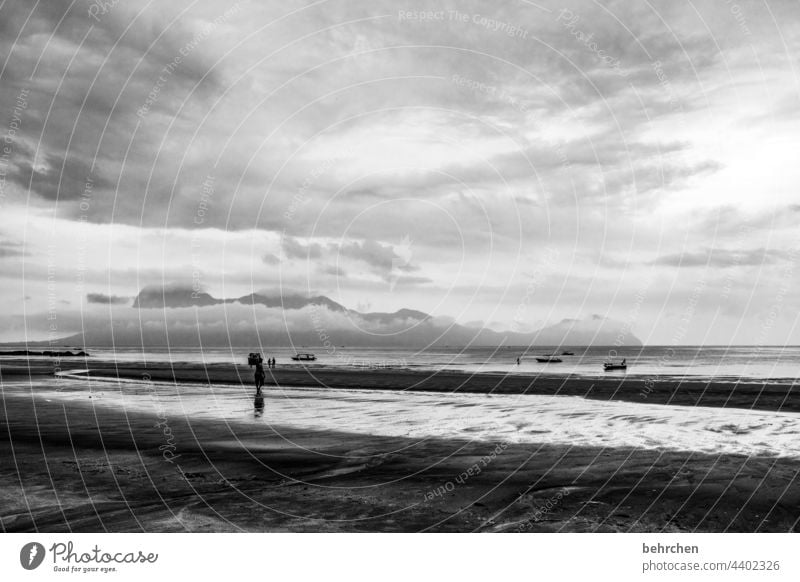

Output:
xmin=2 ymin=360 xmax=800 ymax=532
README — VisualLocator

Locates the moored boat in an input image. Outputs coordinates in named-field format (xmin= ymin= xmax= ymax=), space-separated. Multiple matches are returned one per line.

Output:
xmin=603 ymin=360 xmax=627 ymax=371
xmin=536 ymin=356 xmax=563 ymax=363
xmin=291 ymin=353 xmax=317 ymax=361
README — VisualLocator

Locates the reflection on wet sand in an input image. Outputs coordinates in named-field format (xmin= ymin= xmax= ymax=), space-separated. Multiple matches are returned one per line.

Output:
xmin=3 ymin=377 xmax=800 ymax=532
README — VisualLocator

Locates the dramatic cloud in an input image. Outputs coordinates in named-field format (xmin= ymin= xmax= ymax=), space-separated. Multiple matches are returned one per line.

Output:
xmin=2 ymin=0 xmax=800 ymax=344
xmin=11 ymin=153 xmax=112 ymax=201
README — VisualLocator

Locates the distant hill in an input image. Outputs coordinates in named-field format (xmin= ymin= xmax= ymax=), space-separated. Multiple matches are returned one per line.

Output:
xmin=60 ymin=286 xmax=642 ymax=348
xmin=526 ymin=315 xmax=637 ymax=347
xmin=130 ymin=285 xmax=430 ymax=326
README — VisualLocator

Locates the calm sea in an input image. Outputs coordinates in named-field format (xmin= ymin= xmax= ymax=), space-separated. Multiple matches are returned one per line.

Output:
xmin=20 ymin=344 xmax=800 ymax=382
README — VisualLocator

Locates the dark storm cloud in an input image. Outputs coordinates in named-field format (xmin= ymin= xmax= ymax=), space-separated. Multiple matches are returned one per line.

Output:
xmin=282 ymin=235 xmax=418 ymax=278
xmin=0 ymin=1 xmax=223 ymax=88
xmin=11 ymin=153 xmax=111 ymax=200
xmin=86 ymin=293 xmax=130 ymax=305
xmin=338 ymin=239 xmax=413 ymax=273
xmin=320 ymin=264 xmax=346 ymax=277
xmin=0 ymin=0 xmax=228 ymax=213
xmin=0 ymin=0 xmax=750 ymax=230
xmin=282 ymin=236 xmax=323 ymax=260
xmin=262 ymin=253 xmax=281 ymax=265
xmin=389 ymin=275 xmax=432 ymax=287
xmin=0 ymin=239 xmax=26 ymax=258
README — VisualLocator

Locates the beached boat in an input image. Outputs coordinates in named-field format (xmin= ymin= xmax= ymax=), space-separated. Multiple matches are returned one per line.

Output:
xmin=291 ymin=353 xmax=317 ymax=361
xmin=536 ymin=356 xmax=563 ymax=363
xmin=603 ymin=361 xmax=627 ymax=371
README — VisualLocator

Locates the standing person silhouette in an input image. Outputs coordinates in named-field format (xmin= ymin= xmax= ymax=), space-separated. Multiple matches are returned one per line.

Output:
xmin=254 ymin=361 xmax=265 ymax=395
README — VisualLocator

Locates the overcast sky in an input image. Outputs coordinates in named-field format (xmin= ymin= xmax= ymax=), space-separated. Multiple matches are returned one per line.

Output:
xmin=1 ymin=0 xmax=799 ymax=344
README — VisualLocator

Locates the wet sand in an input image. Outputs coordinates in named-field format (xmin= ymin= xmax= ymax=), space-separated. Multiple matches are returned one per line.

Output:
xmin=57 ymin=359 xmax=800 ymax=413
xmin=1 ymin=361 xmax=800 ymax=532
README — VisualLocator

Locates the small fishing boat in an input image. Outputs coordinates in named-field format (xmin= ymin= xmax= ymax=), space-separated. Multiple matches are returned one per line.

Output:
xmin=291 ymin=353 xmax=317 ymax=361
xmin=603 ymin=361 xmax=627 ymax=371
xmin=561 ymin=351 xmax=575 ymax=356
xmin=536 ymin=356 xmax=563 ymax=363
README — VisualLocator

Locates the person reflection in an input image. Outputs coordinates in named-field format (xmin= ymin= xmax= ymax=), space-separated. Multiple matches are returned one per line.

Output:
xmin=254 ymin=393 xmax=265 ymax=418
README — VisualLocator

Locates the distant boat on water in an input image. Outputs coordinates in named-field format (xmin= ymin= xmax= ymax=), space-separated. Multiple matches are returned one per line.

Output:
xmin=536 ymin=356 xmax=563 ymax=363
xmin=603 ymin=360 xmax=627 ymax=371
xmin=561 ymin=351 xmax=575 ymax=356
xmin=291 ymin=353 xmax=317 ymax=361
